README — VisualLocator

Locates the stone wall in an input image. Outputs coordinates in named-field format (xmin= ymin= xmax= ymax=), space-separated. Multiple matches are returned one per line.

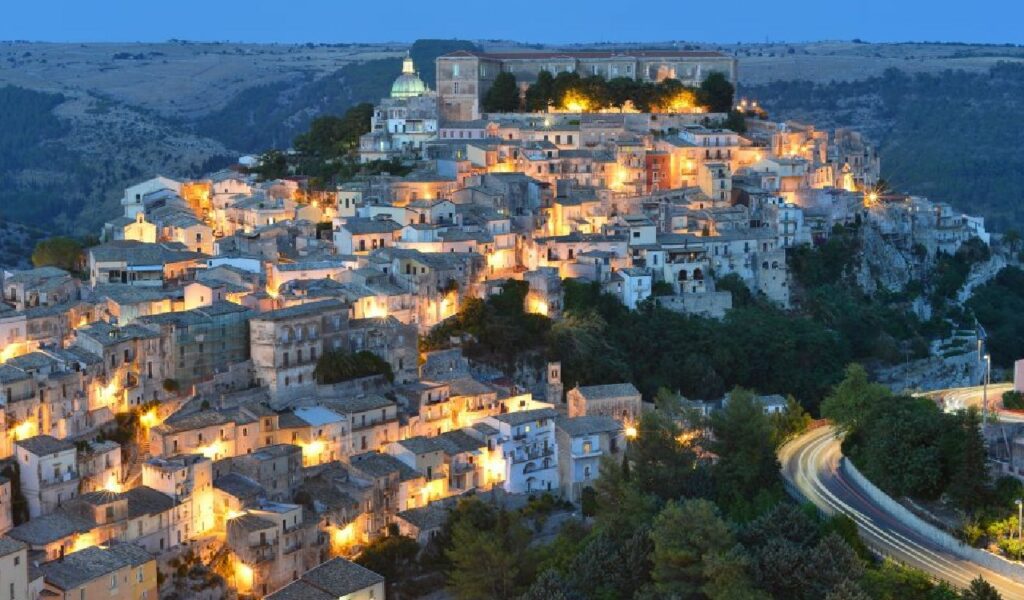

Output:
xmin=842 ymin=457 xmax=1024 ymax=580
xmin=656 ymin=292 xmax=732 ymax=319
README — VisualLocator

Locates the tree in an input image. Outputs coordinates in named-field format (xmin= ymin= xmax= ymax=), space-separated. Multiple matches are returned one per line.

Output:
xmin=354 ymin=534 xmax=420 ymax=593
xmin=592 ymin=454 xmax=657 ymax=537
xmin=568 ymin=527 xmax=653 ymax=599
xmin=31 ymin=236 xmax=82 ymax=271
xmin=519 ymin=570 xmax=583 ymax=600
xmin=579 ymin=486 xmax=597 ymax=517
xmin=702 ymin=545 xmax=768 ymax=600
xmin=483 ymin=72 xmax=520 ymax=113
xmin=525 ymin=70 xmax=555 ymax=111
xmin=697 ymin=72 xmax=735 ymax=113
xmin=821 ymin=363 xmax=891 ymax=433
xmin=1004 ymin=390 xmax=1024 ymax=410
xmin=825 ymin=579 xmax=872 ymax=600
xmin=861 ymin=559 xmax=960 ymax=599
xmin=293 ymin=103 xmax=373 ymax=157
xmin=711 ymin=388 xmax=782 ymax=516
xmin=769 ymin=395 xmax=812 ymax=446
xmin=650 ymin=499 xmax=734 ymax=598
xmin=313 ymin=350 xmax=394 ymax=384
xmin=447 ymin=509 xmax=532 ymax=600
xmin=961 ymin=577 xmax=1003 ymax=600
xmin=250 ymin=149 xmax=289 ymax=179
xmin=804 ymin=533 xmax=865 ymax=599
xmin=947 ymin=407 xmax=991 ymax=512
xmin=631 ymin=410 xmax=710 ymax=501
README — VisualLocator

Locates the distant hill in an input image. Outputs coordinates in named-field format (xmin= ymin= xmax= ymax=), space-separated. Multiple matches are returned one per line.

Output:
xmin=744 ymin=62 xmax=1024 ymax=231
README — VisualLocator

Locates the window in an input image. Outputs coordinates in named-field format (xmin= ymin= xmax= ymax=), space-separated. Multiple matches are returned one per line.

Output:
xmin=452 ymin=64 xmax=460 ymax=77
xmin=111 ymin=574 xmax=118 ymax=589
xmin=452 ymin=81 xmax=459 ymax=94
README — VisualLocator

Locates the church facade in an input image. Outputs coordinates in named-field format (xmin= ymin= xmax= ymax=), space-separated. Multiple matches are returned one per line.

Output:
xmin=359 ymin=54 xmax=440 ymax=163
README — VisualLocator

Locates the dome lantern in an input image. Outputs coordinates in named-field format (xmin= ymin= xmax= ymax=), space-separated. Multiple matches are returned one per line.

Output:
xmin=391 ymin=53 xmax=428 ymax=99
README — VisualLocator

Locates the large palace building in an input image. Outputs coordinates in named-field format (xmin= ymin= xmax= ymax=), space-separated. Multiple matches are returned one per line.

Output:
xmin=436 ymin=49 xmax=738 ymax=120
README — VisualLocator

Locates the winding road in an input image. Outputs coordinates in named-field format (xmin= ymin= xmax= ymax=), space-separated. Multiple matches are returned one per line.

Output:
xmin=780 ymin=426 xmax=1024 ymax=598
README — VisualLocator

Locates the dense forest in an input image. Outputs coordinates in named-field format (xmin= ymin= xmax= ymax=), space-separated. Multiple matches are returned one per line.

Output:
xmin=0 ymin=85 xmax=95 ymax=228
xmin=967 ymin=265 xmax=1024 ymax=368
xmin=745 ymin=62 xmax=1024 ymax=231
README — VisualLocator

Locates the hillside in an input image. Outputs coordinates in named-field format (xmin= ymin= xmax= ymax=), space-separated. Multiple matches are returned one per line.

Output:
xmin=1 ymin=38 xmax=1022 ymax=265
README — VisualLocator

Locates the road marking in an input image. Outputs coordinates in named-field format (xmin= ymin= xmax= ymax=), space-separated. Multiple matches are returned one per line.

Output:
xmin=783 ymin=427 xmax=1024 ymax=599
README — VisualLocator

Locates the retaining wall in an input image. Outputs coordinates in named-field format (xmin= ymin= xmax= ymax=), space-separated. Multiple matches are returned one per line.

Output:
xmin=842 ymin=457 xmax=1024 ymax=580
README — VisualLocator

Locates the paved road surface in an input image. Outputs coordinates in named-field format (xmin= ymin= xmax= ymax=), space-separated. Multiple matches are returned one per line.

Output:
xmin=924 ymin=383 xmax=1022 ymax=422
xmin=780 ymin=426 xmax=1024 ymax=598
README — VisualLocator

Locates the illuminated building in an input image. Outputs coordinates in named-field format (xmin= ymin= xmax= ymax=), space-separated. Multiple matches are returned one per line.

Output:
xmin=567 ymin=382 xmax=643 ymax=425
xmin=359 ymin=54 xmax=439 ymax=164
xmin=1 ymin=267 xmax=78 ymax=312
xmin=248 ymin=299 xmax=348 ymax=393
xmin=437 ymin=49 xmax=738 ymax=121
xmin=143 ymin=454 xmax=215 ymax=537
xmin=555 ymin=415 xmax=626 ymax=502
xmin=476 ymin=408 xmax=560 ymax=494
xmin=136 ymin=301 xmax=253 ymax=390
xmin=263 ymin=557 xmax=384 ymax=600
xmin=86 ymin=240 xmax=208 ymax=288
xmin=35 ymin=543 xmax=158 ymax=600
xmin=15 ymin=435 xmax=79 ymax=519
xmin=76 ymin=440 xmax=123 ymax=494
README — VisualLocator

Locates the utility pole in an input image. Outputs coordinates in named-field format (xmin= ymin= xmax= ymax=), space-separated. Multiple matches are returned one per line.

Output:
xmin=983 ymin=353 xmax=991 ymax=427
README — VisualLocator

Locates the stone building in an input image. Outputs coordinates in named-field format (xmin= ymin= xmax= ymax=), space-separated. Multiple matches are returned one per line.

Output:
xmin=566 ymin=383 xmax=643 ymax=425
xmin=359 ymin=54 xmax=439 ymax=163
xmin=436 ymin=50 xmax=738 ymax=120
xmin=249 ymin=300 xmax=348 ymax=393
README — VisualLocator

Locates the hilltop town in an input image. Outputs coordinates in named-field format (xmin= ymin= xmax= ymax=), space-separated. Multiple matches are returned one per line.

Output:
xmin=0 ymin=48 xmax=1001 ymax=599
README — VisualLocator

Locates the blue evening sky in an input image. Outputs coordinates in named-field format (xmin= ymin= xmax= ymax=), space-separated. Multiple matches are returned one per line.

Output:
xmin=1 ymin=0 xmax=1021 ymax=45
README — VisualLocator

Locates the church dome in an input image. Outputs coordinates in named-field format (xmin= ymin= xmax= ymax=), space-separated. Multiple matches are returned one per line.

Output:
xmin=390 ymin=55 xmax=428 ymax=98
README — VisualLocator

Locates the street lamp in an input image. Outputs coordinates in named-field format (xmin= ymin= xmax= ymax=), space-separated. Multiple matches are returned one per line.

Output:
xmin=983 ymin=354 xmax=992 ymax=426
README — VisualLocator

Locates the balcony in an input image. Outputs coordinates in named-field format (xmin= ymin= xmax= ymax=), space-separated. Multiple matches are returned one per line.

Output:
xmin=248 ymin=542 xmax=277 ymax=563
xmin=523 ymin=460 xmax=556 ymax=474
xmin=572 ymin=446 xmax=602 ymax=459
xmin=512 ymin=446 xmax=554 ymax=465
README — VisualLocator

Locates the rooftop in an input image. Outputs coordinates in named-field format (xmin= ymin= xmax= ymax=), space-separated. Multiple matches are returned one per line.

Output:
xmin=492 ymin=408 xmax=559 ymax=427
xmin=8 ymin=511 xmax=93 ymax=545
xmin=293 ymin=557 xmax=385 ymax=597
xmin=15 ymin=435 xmax=76 ymax=457
xmin=37 ymin=544 xmax=151 ymax=591
xmin=573 ymin=383 xmax=641 ymax=400
xmin=556 ymin=415 xmax=623 ymax=437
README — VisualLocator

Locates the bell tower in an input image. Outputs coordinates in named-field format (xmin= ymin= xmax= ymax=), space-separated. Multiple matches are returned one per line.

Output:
xmin=546 ymin=362 xmax=563 ymax=405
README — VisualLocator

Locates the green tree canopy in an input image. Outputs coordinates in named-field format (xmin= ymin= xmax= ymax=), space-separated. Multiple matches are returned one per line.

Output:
xmin=31 ymin=236 xmax=83 ymax=271
xmin=293 ymin=102 xmax=374 ymax=157
xmin=483 ymin=72 xmax=520 ymax=112
xmin=313 ymin=350 xmax=394 ymax=384
xmin=697 ymin=71 xmax=736 ymax=113
xmin=711 ymin=388 xmax=782 ymax=516
xmin=650 ymin=498 xmax=735 ymax=598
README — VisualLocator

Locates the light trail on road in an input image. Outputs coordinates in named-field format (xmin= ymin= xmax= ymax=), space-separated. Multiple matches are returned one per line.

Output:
xmin=780 ymin=426 xmax=1024 ymax=599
